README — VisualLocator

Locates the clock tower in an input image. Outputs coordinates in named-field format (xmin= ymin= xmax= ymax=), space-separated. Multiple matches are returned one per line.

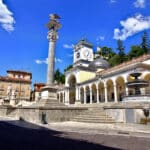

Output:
xmin=73 ymin=39 xmax=94 ymax=67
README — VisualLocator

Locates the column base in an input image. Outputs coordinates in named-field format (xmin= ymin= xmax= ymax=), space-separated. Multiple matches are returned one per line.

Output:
xmin=75 ymin=100 xmax=81 ymax=105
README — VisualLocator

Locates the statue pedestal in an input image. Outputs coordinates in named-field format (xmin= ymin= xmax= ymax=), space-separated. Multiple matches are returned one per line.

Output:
xmin=10 ymin=99 xmax=16 ymax=106
xmin=41 ymin=85 xmax=57 ymax=100
xmin=33 ymin=84 xmax=66 ymax=107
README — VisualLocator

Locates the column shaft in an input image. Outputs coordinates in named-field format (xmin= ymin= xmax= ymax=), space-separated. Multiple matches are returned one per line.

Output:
xmin=47 ymin=40 xmax=56 ymax=85
xmin=84 ymin=90 xmax=86 ymax=104
xmin=90 ymin=88 xmax=92 ymax=104
xmin=114 ymin=84 xmax=118 ymax=103
xmin=104 ymin=85 xmax=108 ymax=103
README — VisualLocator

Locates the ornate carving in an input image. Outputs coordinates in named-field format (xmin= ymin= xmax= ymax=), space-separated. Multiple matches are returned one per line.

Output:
xmin=47 ymin=30 xmax=58 ymax=42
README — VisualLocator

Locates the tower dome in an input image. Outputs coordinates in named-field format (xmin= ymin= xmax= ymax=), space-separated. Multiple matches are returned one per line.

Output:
xmin=89 ymin=58 xmax=110 ymax=70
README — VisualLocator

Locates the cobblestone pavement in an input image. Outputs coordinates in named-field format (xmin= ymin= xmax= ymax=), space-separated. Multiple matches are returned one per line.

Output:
xmin=46 ymin=121 xmax=150 ymax=138
xmin=0 ymin=117 xmax=150 ymax=150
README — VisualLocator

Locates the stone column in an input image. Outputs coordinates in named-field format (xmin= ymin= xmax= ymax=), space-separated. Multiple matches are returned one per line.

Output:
xmin=63 ymin=92 xmax=65 ymax=103
xmin=78 ymin=88 xmax=81 ymax=102
xmin=104 ymin=82 xmax=108 ymax=103
xmin=46 ymin=14 xmax=61 ymax=85
xmin=84 ymin=87 xmax=86 ymax=104
xmin=114 ymin=83 xmax=118 ymax=103
xmin=96 ymin=84 xmax=99 ymax=103
xmin=47 ymin=30 xmax=57 ymax=85
xmin=90 ymin=86 xmax=92 ymax=104
xmin=75 ymin=86 xmax=80 ymax=104
xmin=65 ymin=88 xmax=69 ymax=104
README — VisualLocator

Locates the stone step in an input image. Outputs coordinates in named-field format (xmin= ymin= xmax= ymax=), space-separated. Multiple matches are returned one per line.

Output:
xmin=76 ymin=114 xmax=110 ymax=118
xmin=73 ymin=116 xmax=112 ymax=119
xmin=70 ymin=107 xmax=115 ymax=123
xmin=71 ymin=118 xmax=115 ymax=123
xmin=80 ymin=112 xmax=107 ymax=115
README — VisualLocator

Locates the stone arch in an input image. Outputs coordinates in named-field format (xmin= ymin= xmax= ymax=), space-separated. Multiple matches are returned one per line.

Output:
xmin=85 ymin=85 xmax=90 ymax=103
xmin=91 ymin=83 xmax=97 ymax=103
xmin=60 ymin=93 xmax=63 ymax=103
xmin=106 ymin=79 xmax=114 ymax=102
xmin=143 ymin=73 xmax=150 ymax=81
xmin=68 ymin=74 xmax=76 ymax=104
xmin=143 ymin=73 xmax=150 ymax=93
xmin=116 ymin=76 xmax=125 ymax=101
xmin=63 ymin=92 xmax=65 ymax=103
xmin=80 ymin=87 xmax=84 ymax=104
xmin=98 ymin=81 xmax=104 ymax=102
xmin=57 ymin=93 xmax=59 ymax=101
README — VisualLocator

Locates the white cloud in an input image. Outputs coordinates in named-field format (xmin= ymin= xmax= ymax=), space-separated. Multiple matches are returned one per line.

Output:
xmin=35 ymin=58 xmax=63 ymax=64
xmin=0 ymin=0 xmax=15 ymax=32
xmin=114 ymin=14 xmax=150 ymax=40
xmin=55 ymin=58 xmax=63 ymax=63
xmin=133 ymin=0 xmax=146 ymax=8
xmin=67 ymin=53 xmax=73 ymax=57
xmin=96 ymin=36 xmax=105 ymax=41
xmin=110 ymin=0 xmax=117 ymax=3
xmin=63 ymin=44 xmax=74 ymax=49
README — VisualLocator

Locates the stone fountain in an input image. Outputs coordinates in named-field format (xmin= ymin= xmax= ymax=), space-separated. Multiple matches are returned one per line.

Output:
xmin=123 ymin=72 xmax=150 ymax=102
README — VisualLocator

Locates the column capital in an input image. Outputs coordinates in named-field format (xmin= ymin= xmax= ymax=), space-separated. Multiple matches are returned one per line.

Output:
xmin=47 ymin=30 xmax=58 ymax=42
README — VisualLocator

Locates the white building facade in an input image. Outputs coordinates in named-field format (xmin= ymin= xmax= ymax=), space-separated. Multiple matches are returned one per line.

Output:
xmin=57 ymin=39 xmax=150 ymax=105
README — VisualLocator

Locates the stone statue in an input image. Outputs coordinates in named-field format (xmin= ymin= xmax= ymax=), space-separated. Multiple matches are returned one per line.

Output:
xmin=11 ymin=90 xmax=16 ymax=100
xmin=7 ymin=85 xmax=12 ymax=100
xmin=46 ymin=14 xmax=61 ymax=31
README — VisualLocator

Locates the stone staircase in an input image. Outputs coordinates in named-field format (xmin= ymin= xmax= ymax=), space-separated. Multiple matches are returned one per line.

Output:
xmin=70 ymin=107 xmax=115 ymax=123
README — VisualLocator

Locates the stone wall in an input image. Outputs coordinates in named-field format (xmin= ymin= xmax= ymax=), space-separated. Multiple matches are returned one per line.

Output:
xmin=105 ymin=109 xmax=125 ymax=123
xmin=0 ymin=106 xmax=87 ymax=124
xmin=105 ymin=108 xmax=147 ymax=123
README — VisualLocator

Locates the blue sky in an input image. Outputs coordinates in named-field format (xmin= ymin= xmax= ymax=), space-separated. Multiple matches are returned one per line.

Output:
xmin=0 ymin=0 xmax=150 ymax=84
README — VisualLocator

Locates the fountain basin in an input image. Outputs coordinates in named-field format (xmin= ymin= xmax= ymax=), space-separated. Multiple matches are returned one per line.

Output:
xmin=126 ymin=80 xmax=149 ymax=88
xmin=123 ymin=95 xmax=150 ymax=102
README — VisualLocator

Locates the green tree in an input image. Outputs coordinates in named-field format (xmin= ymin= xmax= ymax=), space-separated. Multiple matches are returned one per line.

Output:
xmin=54 ymin=69 xmax=65 ymax=84
xmin=117 ymin=39 xmax=126 ymax=63
xmin=108 ymin=54 xmax=120 ymax=67
xmin=128 ymin=45 xmax=145 ymax=59
xmin=141 ymin=31 xmax=150 ymax=53
xmin=97 ymin=46 xmax=116 ymax=60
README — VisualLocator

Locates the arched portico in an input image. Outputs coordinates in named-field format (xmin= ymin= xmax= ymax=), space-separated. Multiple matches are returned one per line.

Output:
xmin=116 ymin=76 xmax=125 ymax=101
xmin=60 ymin=93 xmax=63 ymax=103
xmin=80 ymin=87 xmax=84 ymax=104
xmin=91 ymin=84 xmax=97 ymax=103
xmin=68 ymin=75 xmax=76 ymax=104
xmin=98 ymin=81 xmax=105 ymax=102
xmin=106 ymin=79 xmax=114 ymax=102
xmin=143 ymin=73 xmax=150 ymax=94
xmin=85 ymin=86 xmax=90 ymax=103
xmin=57 ymin=93 xmax=59 ymax=101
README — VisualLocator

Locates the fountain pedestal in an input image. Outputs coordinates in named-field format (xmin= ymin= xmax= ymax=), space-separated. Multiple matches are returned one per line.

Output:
xmin=123 ymin=72 xmax=150 ymax=102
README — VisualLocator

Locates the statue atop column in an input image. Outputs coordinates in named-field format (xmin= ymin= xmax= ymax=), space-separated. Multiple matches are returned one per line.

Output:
xmin=46 ymin=14 xmax=61 ymax=85
xmin=46 ymin=14 xmax=61 ymax=31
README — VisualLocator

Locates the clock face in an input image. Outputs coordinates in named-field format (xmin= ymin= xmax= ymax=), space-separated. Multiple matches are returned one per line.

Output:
xmin=83 ymin=50 xmax=91 ymax=59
